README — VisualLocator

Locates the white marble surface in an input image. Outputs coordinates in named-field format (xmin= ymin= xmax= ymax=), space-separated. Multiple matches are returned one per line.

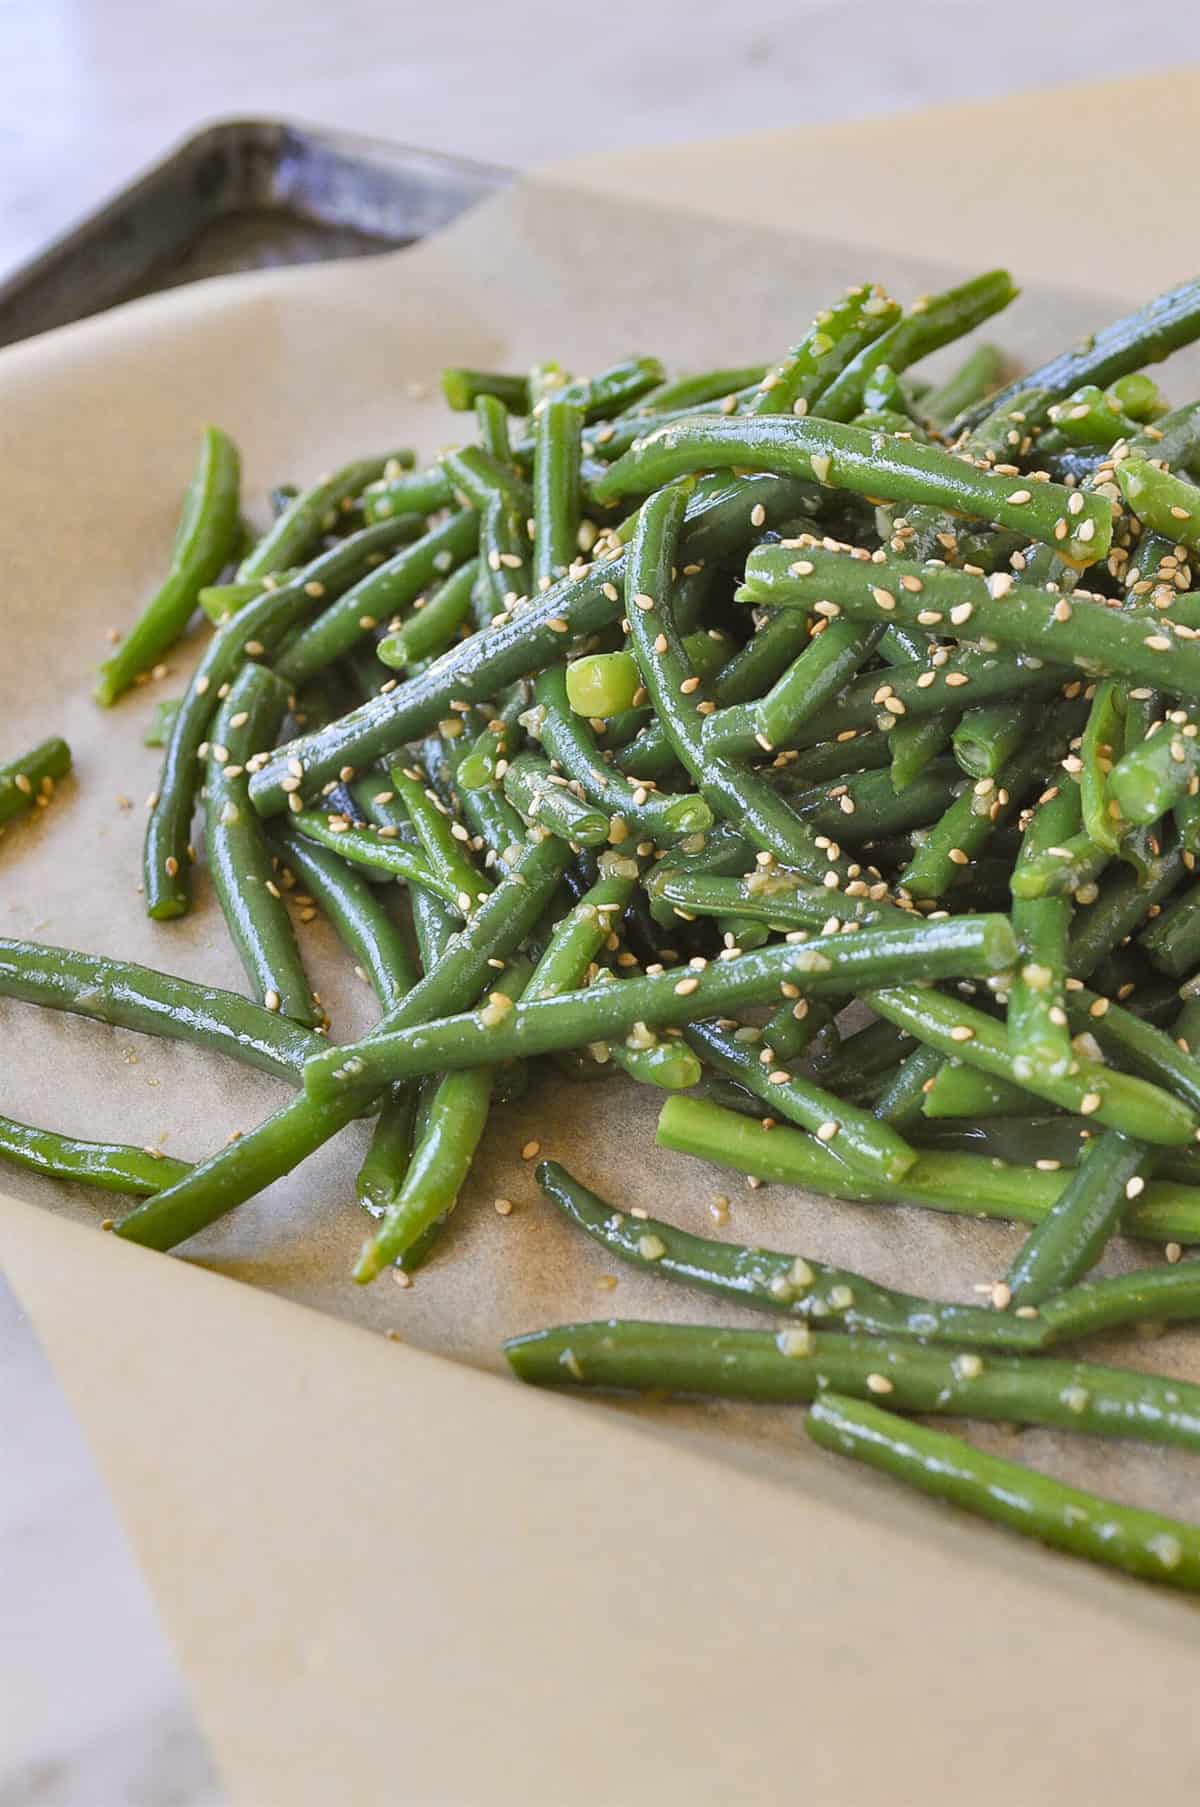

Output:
xmin=3 ymin=5 xmax=1199 ymax=1803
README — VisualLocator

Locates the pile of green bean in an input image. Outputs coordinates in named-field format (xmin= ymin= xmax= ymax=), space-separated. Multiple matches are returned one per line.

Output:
xmin=14 ymin=267 xmax=1200 ymax=1591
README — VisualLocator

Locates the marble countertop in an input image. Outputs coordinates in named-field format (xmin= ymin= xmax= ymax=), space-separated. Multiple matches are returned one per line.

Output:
xmin=2 ymin=6 xmax=1196 ymax=1803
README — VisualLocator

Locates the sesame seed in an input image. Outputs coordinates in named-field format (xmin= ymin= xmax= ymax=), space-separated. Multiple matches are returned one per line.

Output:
xmin=1079 ymin=1091 xmax=1102 ymax=1114
xmin=750 ymin=503 xmax=767 ymax=527
xmin=633 ymin=592 xmax=655 ymax=612
xmin=1166 ymin=1242 xmax=1183 ymax=1263
xmin=991 ymin=1282 xmax=1012 ymax=1311
xmin=815 ymin=1120 xmax=840 ymax=1142
xmin=949 ymin=1024 xmax=974 ymax=1042
xmin=494 ymin=1197 xmax=514 ymax=1217
xmin=521 ymin=1140 xmax=540 ymax=1160
xmin=674 ymin=976 xmax=700 ymax=996
xmin=1007 ymin=489 xmax=1032 ymax=506
xmin=865 ymin=1373 xmax=894 ymax=1395
xmin=871 ymin=586 xmax=895 ymax=611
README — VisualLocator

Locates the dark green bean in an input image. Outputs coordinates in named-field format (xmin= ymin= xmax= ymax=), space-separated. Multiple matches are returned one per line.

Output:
xmin=96 ymin=426 xmax=241 ymax=704
xmin=0 ymin=737 xmax=71 ymax=828
xmin=0 ymin=938 xmax=321 ymax=1081
xmin=205 ymin=665 xmax=320 ymax=1025
xmin=806 ymin=1393 xmax=1200 ymax=1594
xmin=239 ymin=454 xmax=408 ymax=580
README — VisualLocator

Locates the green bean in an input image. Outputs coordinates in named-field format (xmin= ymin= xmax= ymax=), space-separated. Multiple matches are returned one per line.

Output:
xmin=239 ymin=454 xmax=407 ymax=581
xmin=563 ymin=651 xmax=641 ymax=718
xmin=1010 ymin=828 xmax=1110 ymax=900
xmin=754 ymin=620 xmax=886 ymax=751
xmin=441 ymin=368 xmax=528 ymax=412
xmin=1008 ymin=779 xmax=1078 ymax=1079
xmin=634 ymin=367 xmax=768 ymax=413
xmin=145 ymin=517 xmax=416 ymax=916
xmin=0 ymin=1114 xmax=191 ymax=1197
xmin=951 ymin=698 xmax=1037 ymax=780
xmin=142 ymin=699 xmax=182 ymax=748
xmin=872 ymin=1042 xmax=945 ymax=1127
xmin=362 ymin=467 xmax=455 ymax=523
xmin=0 ymin=937 xmax=321 ymax=1081
xmin=302 ymin=915 xmax=1017 ymax=1104
xmin=806 ymin=1393 xmax=1200 ymax=1593
xmin=1067 ymin=844 xmax=1184 ymax=978
xmin=533 ymin=666 xmax=712 ymax=844
xmin=1111 ymin=373 xmax=1169 ymax=422
xmin=739 ymin=547 xmax=1200 ymax=691
xmin=115 ymin=835 xmax=570 ymax=1252
xmin=1115 ymin=456 xmax=1200 ymax=554
xmin=273 ymin=510 xmax=478 ymax=689
xmin=387 ymin=766 xmax=494 ymax=913
xmin=532 ymin=398 xmax=584 ymax=589
xmin=456 ymin=687 xmax=529 ymax=790
xmin=270 ymin=824 xmax=416 ymax=1013
xmin=657 ymin=1095 xmax=1200 ymax=1243
xmin=816 ymin=271 xmax=1018 ymax=423
xmin=920 ymin=1062 xmax=1031 ymax=1118
xmin=1066 ymin=985 xmax=1200 ymax=1113
xmin=352 ymin=814 xmax=450 ymax=1225
xmin=593 ymin=417 xmax=1107 ymax=564
xmin=204 ymin=666 xmax=320 ymax=1025
xmin=899 ymin=705 xmax=1083 ymax=902
xmin=920 ymin=344 xmax=1006 ymax=426
xmin=501 ymin=752 xmax=612 ymax=847
xmin=789 ymin=648 xmax=1068 ymax=754
xmin=248 ymin=471 xmax=811 ymax=816
xmin=956 ymin=278 xmax=1200 ymax=431
xmin=1139 ymin=882 xmax=1200 ymax=977
xmin=684 ymin=1019 xmax=917 ymax=1182
xmin=624 ymin=483 xmax=849 ymax=881
xmin=1005 ymin=1127 xmax=1150 ymax=1305
xmin=505 ymin=1317 xmax=1200 ymax=1454
xmin=96 ymin=427 xmax=241 ymax=704
xmin=579 ymin=1127 xmax=1200 ymax=1341
xmin=747 ymin=284 xmax=900 ymax=418
xmin=0 ymin=737 xmax=71 ymax=828
xmin=352 ymin=960 xmax=529 ymax=1282
xmin=866 ymin=983 xmax=1194 ymax=1145
xmin=375 ymin=558 xmax=478 ymax=670
xmin=1043 ymin=384 xmax=1141 ymax=449
xmin=536 ymin=1160 xmax=1045 ymax=1350
xmin=288 ymin=810 xmax=466 ymax=909
xmin=1077 ymin=679 xmax=1126 ymax=856
xmin=563 ymin=630 xmax=733 ymax=727
xmin=644 ymin=867 xmax=906 ymax=935
xmin=887 ymin=712 xmax=955 ymax=792
xmin=1109 ymin=709 xmax=1200 ymax=827
xmin=546 ymin=357 xmax=665 ymax=422
xmin=198 ymin=577 xmax=274 ymax=624
xmin=474 ymin=391 xmax=514 ymax=464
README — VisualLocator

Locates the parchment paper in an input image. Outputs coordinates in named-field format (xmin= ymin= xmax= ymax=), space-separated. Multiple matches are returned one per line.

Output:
xmin=4 ymin=84 xmax=1200 ymax=1805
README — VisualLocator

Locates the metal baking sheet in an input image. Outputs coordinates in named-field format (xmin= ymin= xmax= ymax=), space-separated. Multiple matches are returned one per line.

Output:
xmin=0 ymin=119 xmax=509 ymax=348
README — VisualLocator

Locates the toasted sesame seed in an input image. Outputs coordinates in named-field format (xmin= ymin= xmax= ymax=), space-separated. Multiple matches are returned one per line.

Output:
xmin=1079 ymin=1091 xmax=1102 ymax=1114
xmin=1007 ymin=489 xmax=1032 ymax=506
xmin=865 ymin=1372 xmax=894 ymax=1395
xmin=949 ymin=1024 xmax=974 ymax=1042
xmin=674 ymin=976 xmax=700 ymax=996
xmin=991 ymin=1282 xmax=1012 ymax=1311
